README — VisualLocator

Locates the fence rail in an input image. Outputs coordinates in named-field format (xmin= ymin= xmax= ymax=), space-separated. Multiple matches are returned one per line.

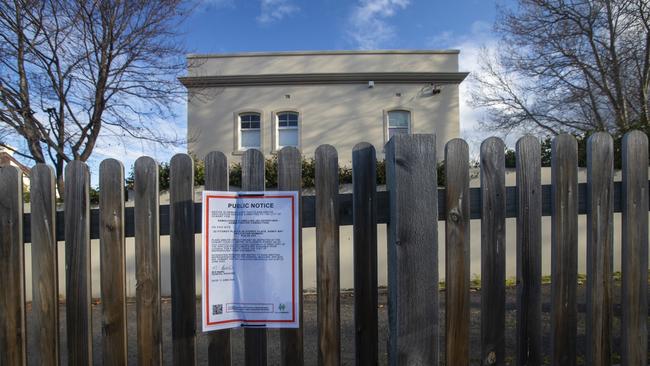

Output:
xmin=1 ymin=132 xmax=648 ymax=366
xmin=17 ymin=180 xmax=640 ymax=243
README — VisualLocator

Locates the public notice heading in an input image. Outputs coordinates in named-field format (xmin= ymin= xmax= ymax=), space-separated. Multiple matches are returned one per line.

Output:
xmin=201 ymin=191 xmax=300 ymax=331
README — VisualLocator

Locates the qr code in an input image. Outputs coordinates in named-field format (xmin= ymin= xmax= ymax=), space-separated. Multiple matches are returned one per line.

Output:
xmin=212 ymin=304 xmax=223 ymax=315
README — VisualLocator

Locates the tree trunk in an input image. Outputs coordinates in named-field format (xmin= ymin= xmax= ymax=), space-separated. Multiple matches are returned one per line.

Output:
xmin=56 ymin=164 xmax=64 ymax=200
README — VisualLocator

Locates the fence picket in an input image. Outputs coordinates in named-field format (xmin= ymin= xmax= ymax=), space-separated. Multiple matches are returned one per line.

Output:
xmin=99 ymin=159 xmax=127 ymax=365
xmin=445 ymin=138 xmax=470 ymax=366
xmin=279 ymin=146 xmax=305 ymax=365
xmin=134 ymin=156 xmax=163 ymax=365
xmin=315 ymin=144 xmax=341 ymax=366
xmin=30 ymin=164 xmax=59 ymax=366
xmin=480 ymin=137 xmax=506 ymax=366
xmin=65 ymin=160 xmax=92 ymax=365
xmin=170 ymin=154 xmax=197 ymax=365
xmin=4 ymin=132 xmax=650 ymax=365
xmin=386 ymin=134 xmax=438 ymax=365
xmin=204 ymin=151 xmax=232 ymax=366
xmin=550 ymin=134 xmax=578 ymax=366
xmin=0 ymin=165 xmax=25 ymax=366
xmin=621 ymin=131 xmax=649 ymax=366
xmin=242 ymin=149 xmax=268 ymax=366
xmin=586 ymin=132 xmax=614 ymax=366
xmin=352 ymin=142 xmax=378 ymax=366
xmin=515 ymin=135 xmax=542 ymax=366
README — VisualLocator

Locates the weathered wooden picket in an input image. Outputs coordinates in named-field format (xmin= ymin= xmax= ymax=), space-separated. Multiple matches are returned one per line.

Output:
xmin=0 ymin=131 xmax=648 ymax=365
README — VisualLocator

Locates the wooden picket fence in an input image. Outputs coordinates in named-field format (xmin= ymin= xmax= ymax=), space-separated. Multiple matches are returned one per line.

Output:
xmin=0 ymin=131 xmax=648 ymax=365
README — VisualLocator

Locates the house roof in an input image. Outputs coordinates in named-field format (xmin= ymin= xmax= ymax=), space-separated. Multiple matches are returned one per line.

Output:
xmin=181 ymin=49 xmax=467 ymax=88
xmin=186 ymin=49 xmax=461 ymax=59
xmin=0 ymin=152 xmax=31 ymax=176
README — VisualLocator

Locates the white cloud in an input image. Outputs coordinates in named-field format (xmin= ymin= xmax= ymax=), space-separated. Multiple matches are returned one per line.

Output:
xmin=257 ymin=0 xmax=299 ymax=24
xmin=86 ymin=103 xmax=188 ymax=184
xmin=426 ymin=21 xmax=505 ymax=156
xmin=346 ymin=0 xmax=410 ymax=50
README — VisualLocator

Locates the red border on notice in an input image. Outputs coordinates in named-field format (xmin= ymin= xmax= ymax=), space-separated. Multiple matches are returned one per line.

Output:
xmin=204 ymin=194 xmax=296 ymax=326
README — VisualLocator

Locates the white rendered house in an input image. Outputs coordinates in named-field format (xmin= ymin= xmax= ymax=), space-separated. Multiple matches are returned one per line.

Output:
xmin=180 ymin=50 xmax=468 ymax=163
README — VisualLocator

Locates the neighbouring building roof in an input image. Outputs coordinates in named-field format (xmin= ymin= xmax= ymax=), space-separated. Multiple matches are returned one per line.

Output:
xmin=0 ymin=152 xmax=31 ymax=176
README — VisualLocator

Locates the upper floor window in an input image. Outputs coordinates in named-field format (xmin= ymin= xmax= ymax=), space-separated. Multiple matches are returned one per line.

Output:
xmin=239 ymin=113 xmax=261 ymax=150
xmin=387 ymin=110 xmax=410 ymax=140
xmin=276 ymin=111 xmax=299 ymax=149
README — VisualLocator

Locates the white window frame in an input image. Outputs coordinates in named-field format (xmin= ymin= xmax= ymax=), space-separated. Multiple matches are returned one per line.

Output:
xmin=237 ymin=112 xmax=262 ymax=151
xmin=274 ymin=110 xmax=301 ymax=150
xmin=384 ymin=109 xmax=412 ymax=143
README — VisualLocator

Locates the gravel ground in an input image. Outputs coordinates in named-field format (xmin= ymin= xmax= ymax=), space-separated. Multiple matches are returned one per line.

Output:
xmin=25 ymin=281 xmax=643 ymax=365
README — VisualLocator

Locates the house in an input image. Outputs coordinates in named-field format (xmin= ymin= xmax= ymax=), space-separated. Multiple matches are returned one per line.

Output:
xmin=0 ymin=146 xmax=31 ymax=189
xmin=180 ymin=50 xmax=468 ymax=163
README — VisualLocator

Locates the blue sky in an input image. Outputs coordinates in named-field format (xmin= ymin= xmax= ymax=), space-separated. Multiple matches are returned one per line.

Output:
xmin=184 ymin=0 xmax=503 ymax=52
xmin=85 ymin=0 xmax=511 ymax=181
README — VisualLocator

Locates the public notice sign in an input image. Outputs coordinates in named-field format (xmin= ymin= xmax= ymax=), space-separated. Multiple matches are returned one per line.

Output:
xmin=201 ymin=191 xmax=300 ymax=331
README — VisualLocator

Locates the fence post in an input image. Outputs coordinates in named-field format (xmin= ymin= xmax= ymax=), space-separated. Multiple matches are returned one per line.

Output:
xmin=315 ymin=144 xmax=341 ymax=366
xmin=65 ymin=160 xmax=92 ymax=365
xmin=586 ymin=132 xmax=614 ymax=366
xmin=134 ymin=156 xmax=163 ymax=365
xmin=352 ymin=142 xmax=378 ymax=366
xmin=170 ymin=154 xmax=197 ymax=365
xmin=242 ymin=149 xmax=267 ymax=366
xmin=480 ymin=137 xmax=505 ymax=366
xmin=550 ymin=134 xmax=578 ymax=366
xmin=445 ymin=138 xmax=470 ymax=366
xmin=30 ymin=164 xmax=59 ymax=366
xmin=279 ymin=146 xmax=304 ymax=365
xmin=204 ymin=151 xmax=232 ymax=366
xmin=99 ymin=159 xmax=127 ymax=365
xmin=386 ymin=134 xmax=438 ymax=365
xmin=515 ymin=135 xmax=542 ymax=366
xmin=0 ymin=165 xmax=25 ymax=366
xmin=621 ymin=130 xmax=648 ymax=366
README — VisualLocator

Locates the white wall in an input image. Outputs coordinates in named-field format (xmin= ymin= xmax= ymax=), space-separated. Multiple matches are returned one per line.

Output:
xmin=20 ymin=214 xmax=633 ymax=301
xmin=21 ymin=167 xmax=649 ymax=301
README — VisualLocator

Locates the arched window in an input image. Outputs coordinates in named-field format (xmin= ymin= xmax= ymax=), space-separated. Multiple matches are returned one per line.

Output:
xmin=238 ymin=112 xmax=261 ymax=150
xmin=387 ymin=110 xmax=410 ymax=140
xmin=276 ymin=111 xmax=299 ymax=149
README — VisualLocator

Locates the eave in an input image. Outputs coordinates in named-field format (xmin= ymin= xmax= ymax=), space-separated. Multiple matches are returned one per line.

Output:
xmin=179 ymin=72 xmax=469 ymax=88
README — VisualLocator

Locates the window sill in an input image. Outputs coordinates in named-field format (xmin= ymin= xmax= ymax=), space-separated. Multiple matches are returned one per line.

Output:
xmin=231 ymin=149 xmax=260 ymax=156
xmin=271 ymin=146 xmax=301 ymax=154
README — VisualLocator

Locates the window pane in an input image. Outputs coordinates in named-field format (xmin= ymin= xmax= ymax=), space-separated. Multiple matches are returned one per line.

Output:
xmin=241 ymin=113 xmax=260 ymax=124
xmin=279 ymin=129 xmax=298 ymax=147
xmin=241 ymin=130 xmax=260 ymax=148
xmin=278 ymin=112 xmax=298 ymax=127
xmin=241 ymin=113 xmax=260 ymax=129
xmin=388 ymin=127 xmax=408 ymax=140
xmin=388 ymin=111 xmax=410 ymax=128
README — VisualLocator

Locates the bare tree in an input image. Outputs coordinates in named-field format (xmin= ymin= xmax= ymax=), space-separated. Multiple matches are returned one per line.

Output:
xmin=470 ymin=0 xmax=650 ymax=136
xmin=0 ymin=0 xmax=190 ymax=195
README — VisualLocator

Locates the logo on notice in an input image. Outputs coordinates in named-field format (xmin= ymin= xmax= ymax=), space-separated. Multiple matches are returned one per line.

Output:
xmin=278 ymin=303 xmax=286 ymax=312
